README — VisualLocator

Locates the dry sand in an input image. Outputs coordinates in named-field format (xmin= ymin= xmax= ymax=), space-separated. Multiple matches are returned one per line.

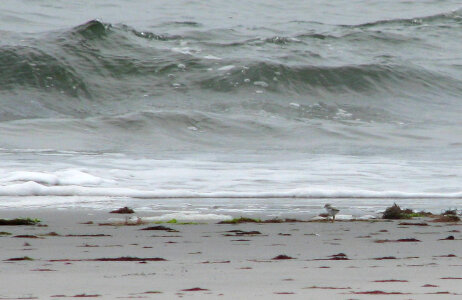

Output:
xmin=0 ymin=209 xmax=461 ymax=299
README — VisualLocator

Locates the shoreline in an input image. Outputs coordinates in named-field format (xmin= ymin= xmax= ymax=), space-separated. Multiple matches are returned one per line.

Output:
xmin=1 ymin=196 xmax=461 ymax=219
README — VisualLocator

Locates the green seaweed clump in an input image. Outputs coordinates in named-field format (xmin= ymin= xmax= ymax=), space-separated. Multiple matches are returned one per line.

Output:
xmin=218 ymin=217 xmax=262 ymax=224
xmin=0 ymin=231 xmax=12 ymax=236
xmin=152 ymin=219 xmax=202 ymax=225
xmin=408 ymin=211 xmax=434 ymax=218
xmin=218 ymin=217 xmax=306 ymax=224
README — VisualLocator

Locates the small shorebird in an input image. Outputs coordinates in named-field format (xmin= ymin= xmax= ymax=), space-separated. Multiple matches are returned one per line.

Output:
xmin=324 ymin=204 xmax=340 ymax=223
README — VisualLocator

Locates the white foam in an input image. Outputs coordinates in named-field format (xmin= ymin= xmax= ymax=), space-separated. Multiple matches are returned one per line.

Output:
xmin=253 ymin=81 xmax=269 ymax=87
xmin=57 ymin=170 xmax=105 ymax=185
xmin=171 ymin=47 xmax=200 ymax=55
xmin=335 ymin=214 xmax=354 ymax=220
xmin=312 ymin=214 xmax=375 ymax=221
xmin=107 ymin=213 xmax=232 ymax=223
xmin=357 ymin=215 xmax=377 ymax=220
xmin=143 ymin=213 xmax=233 ymax=222
xmin=1 ymin=153 xmax=462 ymax=212
xmin=2 ymin=172 xmax=59 ymax=185
xmin=1 ymin=181 xmax=461 ymax=199
xmin=334 ymin=108 xmax=352 ymax=118
xmin=203 ymin=55 xmax=222 ymax=60
xmin=1 ymin=170 xmax=105 ymax=186
xmin=289 ymin=102 xmax=300 ymax=108
xmin=217 ymin=65 xmax=235 ymax=71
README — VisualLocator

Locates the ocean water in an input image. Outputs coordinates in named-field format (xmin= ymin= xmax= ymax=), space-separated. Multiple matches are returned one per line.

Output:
xmin=1 ymin=0 xmax=462 ymax=218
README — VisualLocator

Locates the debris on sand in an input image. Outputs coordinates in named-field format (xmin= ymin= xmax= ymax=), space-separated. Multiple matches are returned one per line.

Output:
xmin=141 ymin=225 xmax=179 ymax=232
xmin=0 ymin=218 xmax=41 ymax=225
xmin=272 ymin=254 xmax=294 ymax=260
xmin=382 ymin=203 xmax=412 ymax=219
xmin=110 ymin=207 xmax=135 ymax=214
xmin=181 ymin=287 xmax=209 ymax=292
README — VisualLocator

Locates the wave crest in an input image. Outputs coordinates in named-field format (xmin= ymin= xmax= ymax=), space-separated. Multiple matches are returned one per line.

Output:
xmin=351 ymin=8 xmax=462 ymax=28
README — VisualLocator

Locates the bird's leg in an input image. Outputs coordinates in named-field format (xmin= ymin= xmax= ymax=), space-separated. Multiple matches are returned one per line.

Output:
xmin=332 ymin=215 xmax=335 ymax=223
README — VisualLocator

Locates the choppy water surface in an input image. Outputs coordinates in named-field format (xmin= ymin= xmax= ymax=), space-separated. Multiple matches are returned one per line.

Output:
xmin=1 ymin=0 xmax=461 ymax=216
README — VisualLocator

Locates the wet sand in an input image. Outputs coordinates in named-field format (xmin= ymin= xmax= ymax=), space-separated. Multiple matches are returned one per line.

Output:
xmin=1 ymin=209 xmax=461 ymax=299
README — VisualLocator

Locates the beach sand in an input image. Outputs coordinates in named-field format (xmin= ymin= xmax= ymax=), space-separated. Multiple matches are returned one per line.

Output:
xmin=1 ymin=209 xmax=461 ymax=299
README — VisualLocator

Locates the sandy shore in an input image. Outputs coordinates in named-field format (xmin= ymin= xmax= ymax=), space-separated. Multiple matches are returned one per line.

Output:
xmin=1 ymin=209 xmax=461 ymax=299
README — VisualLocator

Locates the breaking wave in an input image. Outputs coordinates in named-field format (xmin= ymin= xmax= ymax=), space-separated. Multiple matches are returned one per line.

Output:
xmin=0 ymin=19 xmax=461 ymax=122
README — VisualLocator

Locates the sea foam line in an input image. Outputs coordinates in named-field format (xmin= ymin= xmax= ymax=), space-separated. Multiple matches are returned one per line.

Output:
xmin=0 ymin=181 xmax=461 ymax=199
